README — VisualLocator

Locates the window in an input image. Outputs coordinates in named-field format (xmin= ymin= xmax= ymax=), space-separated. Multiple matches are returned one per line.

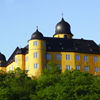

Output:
xmin=56 ymin=54 xmax=61 ymax=60
xmin=34 ymin=52 xmax=38 ymax=58
xmin=12 ymin=65 xmax=14 ymax=70
xmin=76 ymin=55 xmax=80 ymax=61
xmin=46 ymin=54 xmax=51 ymax=60
xmin=66 ymin=55 xmax=70 ymax=60
xmin=34 ymin=64 xmax=39 ymax=69
xmin=15 ymin=58 xmax=18 ymax=63
xmin=57 ymin=65 xmax=61 ymax=70
xmin=95 ymin=67 xmax=99 ymax=72
xmin=26 ymin=56 xmax=28 ymax=62
xmin=84 ymin=66 xmax=89 ymax=71
xmin=26 ymin=66 xmax=29 ymax=71
xmin=6 ymin=68 xmax=8 ymax=72
xmin=94 ymin=56 xmax=98 ymax=62
xmin=76 ymin=65 xmax=80 ymax=70
xmin=33 ymin=41 xmax=38 ymax=46
xmin=84 ymin=56 xmax=88 ymax=61
xmin=9 ymin=67 xmax=11 ymax=71
xmin=66 ymin=65 xmax=71 ymax=70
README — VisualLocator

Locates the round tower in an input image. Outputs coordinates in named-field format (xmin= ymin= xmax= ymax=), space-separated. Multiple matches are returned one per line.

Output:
xmin=28 ymin=29 xmax=46 ymax=77
xmin=0 ymin=52 xmax=6 ymax=72
xmin=53 ymin=18 xmax=73 ymax=39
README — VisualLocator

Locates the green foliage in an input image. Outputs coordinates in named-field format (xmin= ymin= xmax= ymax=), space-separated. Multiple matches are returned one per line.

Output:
xmin=0 ymin=63 xmax=100 ymax=100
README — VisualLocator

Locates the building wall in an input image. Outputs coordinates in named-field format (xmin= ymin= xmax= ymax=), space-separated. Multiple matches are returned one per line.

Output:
xmin=5 ymin=50 xmax=100 ymax=77
xmin=6 ymin=62 xmax=15 ymax=72
xmin=28 ymin=39 xmax=46 ymax=77
xmin=46 ymin=52 xmax=75 ymax=73
xmin=46 ymin=52 xmax=100 ymax=75
xmin=4 ymin=40 xmax=100 ymax=77
xmin=75 ymin=53 xmax=100 ymax=75
xmin=15 ymin=54 xmax=25 ymax=70
xmin=6 ymin=54 xmax=25 ymax=72
xmin=0 ymin=67 xmax=6 ymax=72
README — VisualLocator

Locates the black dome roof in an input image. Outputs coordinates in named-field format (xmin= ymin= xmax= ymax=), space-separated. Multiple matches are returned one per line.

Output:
xmin=55 ymin=18 xmax=73 ymax=36
xmin=0 ymin=53 xmax=6 ymax=61
xmin=31 ymin=29 xmax=43 ymax=40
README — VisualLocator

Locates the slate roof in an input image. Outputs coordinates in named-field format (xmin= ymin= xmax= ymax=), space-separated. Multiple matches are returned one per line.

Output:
xmin=45 ymin=37 xmax=100 ymax=54
xmin=30 ymin=29 xmax=44 ymax=40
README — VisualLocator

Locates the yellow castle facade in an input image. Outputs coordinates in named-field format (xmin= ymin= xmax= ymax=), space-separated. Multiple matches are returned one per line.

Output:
xmin=0 ymin=18 xmax=100 ymax=77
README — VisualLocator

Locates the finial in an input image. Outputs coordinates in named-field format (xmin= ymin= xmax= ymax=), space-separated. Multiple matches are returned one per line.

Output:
xmin=36 ymin=26 xmax=38 ymax=30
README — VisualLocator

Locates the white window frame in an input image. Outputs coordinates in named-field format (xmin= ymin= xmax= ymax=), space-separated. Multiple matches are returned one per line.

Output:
xmin=33 ymin=41 xmax=38 ymax=46
xmin=94 ymin=56 xmax=98 ymax=62
xmin=12 ymin=65 xmax=14 ymax=70
xmin=34 ymin=64 xmax=39 ymax=69
xmin=95 ymin=67 xmax=99 ymax=72
xmin=56 ymin=54 xmax=61 ymax=60
xmin=34 ymin=52 xmax=38 ymax=58
xmin=84 ymin=56 xmax=88 ymax=61
xmin=84 ymin=66 xmax=89 ymax=71
xmin=6 ymin=68 xmax=8 ymax=72
xmin=26 ymin=66 xmax=29 ymax=71
xmin=76 ymin=65 xmax=80 ymax=70
xmin=46 ymin=54 xmax=51 ymax=60
xmin=26 ymin=56 xmax=28 ymax=62
xmin=66 ymin=55 xmax=70 ymax=60
xmin=76 ymin=55 xmax=80 ymax=61
xmin=66 ymin=65 xmax=71 ymax=70
xmin=9 ymin=67 xmax=11 ymax=71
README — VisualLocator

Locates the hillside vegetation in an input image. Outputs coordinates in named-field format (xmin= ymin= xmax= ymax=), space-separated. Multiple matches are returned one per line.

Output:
xmin=0 ymin=62 xmax=100 ymax=100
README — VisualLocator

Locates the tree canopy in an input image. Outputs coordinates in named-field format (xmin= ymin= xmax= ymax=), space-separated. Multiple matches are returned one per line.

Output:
xmin=0 ymin=63 xmax=100 ymax=100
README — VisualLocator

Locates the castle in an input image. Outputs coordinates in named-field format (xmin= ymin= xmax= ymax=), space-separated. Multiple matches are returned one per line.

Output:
xmin=0 ymin=18 xmax=100 ymax=77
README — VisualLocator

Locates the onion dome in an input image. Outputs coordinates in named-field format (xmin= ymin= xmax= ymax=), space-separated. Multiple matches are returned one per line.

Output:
xmin=31 ymin=29 xmax=44 ymax=40
xmin=55 ymin=18 xmax=73 ymax=36
xmin=0 ymin=52 xmax=6 ymax=61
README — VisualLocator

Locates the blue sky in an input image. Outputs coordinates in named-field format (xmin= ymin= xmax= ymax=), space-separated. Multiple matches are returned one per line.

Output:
xmin=0 ymin=0 xmax=100 ymax=59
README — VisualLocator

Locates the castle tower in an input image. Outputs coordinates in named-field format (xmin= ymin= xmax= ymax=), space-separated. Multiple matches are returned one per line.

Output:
xmin=53 ymin=18 xmax=73 ymax=39
xmin=0 ymin=52 xmax=6 ymax=72
xmin=28 ymin=29 xmax=46 ymax=77
xmin=14 ymin=48 xmax=25 ymax=70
